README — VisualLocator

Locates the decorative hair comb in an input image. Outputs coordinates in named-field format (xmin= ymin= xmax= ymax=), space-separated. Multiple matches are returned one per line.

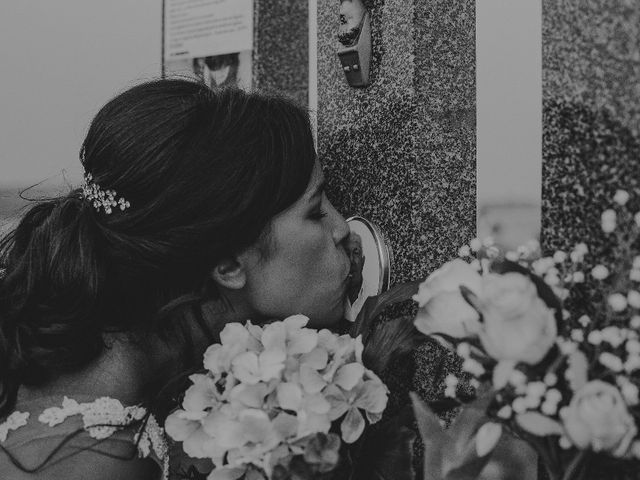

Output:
xmin=81 ymin=173 xmax=130 ymax=214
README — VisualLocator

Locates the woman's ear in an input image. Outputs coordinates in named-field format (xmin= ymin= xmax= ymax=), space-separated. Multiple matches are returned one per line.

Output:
xmin=210 ymin=258 xmax=247 ymax=290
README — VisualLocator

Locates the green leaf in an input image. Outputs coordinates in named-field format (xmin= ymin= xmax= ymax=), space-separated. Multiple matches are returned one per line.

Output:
xmin=442 ymin=393 xmax=496 ymax=479
xmin=410 ymin=392 xmax=446 ymax=480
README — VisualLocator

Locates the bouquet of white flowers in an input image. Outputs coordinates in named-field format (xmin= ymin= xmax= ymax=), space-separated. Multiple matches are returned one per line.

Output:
xmin=165 ymin=315 xmax=389 ymax=480
xmin=411 ymin=191 xmax=640 ymax=480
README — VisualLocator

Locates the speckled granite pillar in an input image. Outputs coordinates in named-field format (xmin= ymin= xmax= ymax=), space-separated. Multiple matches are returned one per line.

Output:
xmin=541 ymin=5 xmax=640 ymax=476
xmin=253 ymin=0 xmax=309 ymax=106
xmin=541 ymin=1 xmax=640 ymax=259
xmin=318 ymin=0 xmax=476 ymax=291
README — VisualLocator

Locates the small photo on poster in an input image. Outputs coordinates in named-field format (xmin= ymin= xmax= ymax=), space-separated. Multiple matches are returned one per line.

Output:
xmin=164 ymin=50 xmax=252 ymax=91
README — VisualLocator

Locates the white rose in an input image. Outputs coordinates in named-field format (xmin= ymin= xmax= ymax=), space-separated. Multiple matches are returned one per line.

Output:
xmin=413 ymin=259 xmax=482 ymax=338
xmin=477 ymin=273 xmax=557 ymax=364
xmin=560 ymin=381 xmax=637 ymax=456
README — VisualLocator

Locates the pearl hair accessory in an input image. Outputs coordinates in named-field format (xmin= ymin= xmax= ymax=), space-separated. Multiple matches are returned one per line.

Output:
xmin=81 ymin=173 xmax=130 ymax=214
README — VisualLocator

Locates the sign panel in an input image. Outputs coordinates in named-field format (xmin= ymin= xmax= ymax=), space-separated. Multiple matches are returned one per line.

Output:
xmin=163 ymin=0 xmax=253 ymax=90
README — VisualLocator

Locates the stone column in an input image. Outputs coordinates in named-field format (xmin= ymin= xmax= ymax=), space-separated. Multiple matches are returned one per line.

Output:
xmin=254 ymin=0 xmax=309 ymax=106
xmin=542 ymin=1 xmax=640 ymax=257
xmin=317 ymin=0 xmax=476 ymax=293
xmin=541 ymin=6 xmax=640 ymax=475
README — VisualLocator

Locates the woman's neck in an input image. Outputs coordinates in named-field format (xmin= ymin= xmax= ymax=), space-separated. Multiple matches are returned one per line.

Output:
xmin=18 ymin=302 xmax=257 ymax=405
xmin=18 ymin=336 xmax=170 ymax=407
xmin=18 ymin=299 xmax=253 ymax=408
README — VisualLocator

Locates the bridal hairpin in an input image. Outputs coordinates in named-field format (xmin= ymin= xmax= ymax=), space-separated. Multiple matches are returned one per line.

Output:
xmin=81 ymin=173 xmax=130 ymax=214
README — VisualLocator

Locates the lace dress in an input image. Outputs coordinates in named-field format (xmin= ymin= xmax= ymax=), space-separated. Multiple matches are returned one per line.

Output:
xmin=0 ymin=394 xmax=169 ymax=479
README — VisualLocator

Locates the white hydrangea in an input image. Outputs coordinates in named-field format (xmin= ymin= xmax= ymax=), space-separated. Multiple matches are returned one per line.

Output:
xmin=165 ymin=316 xmax=389 ymax=478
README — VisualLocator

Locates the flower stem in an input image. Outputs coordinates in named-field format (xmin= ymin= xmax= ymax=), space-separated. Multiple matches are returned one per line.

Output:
xmin=560 ymin=450 xmax=587 ymax=480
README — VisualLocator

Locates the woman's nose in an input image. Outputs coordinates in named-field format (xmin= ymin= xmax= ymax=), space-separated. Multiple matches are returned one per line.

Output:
xmin=327 ymin=200 xmax=350 ymax=245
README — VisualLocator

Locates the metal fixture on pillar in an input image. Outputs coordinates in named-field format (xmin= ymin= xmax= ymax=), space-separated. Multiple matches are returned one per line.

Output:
xmin=337 ymin=0 xmax=372 ymax=88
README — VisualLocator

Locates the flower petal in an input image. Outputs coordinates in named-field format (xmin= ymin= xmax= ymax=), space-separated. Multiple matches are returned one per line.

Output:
xmin=262 ymin=323 xmax=287 ymax=352
xmin=182 ymin=427 xmax=215 ymax=459
xmin=165 ymin=410 xmax=200 ymax=442
xmin=366 ymin=410 xmax=383 ymax=424
xmin=516 ymin=412 xmax=564 ymax=436
xmin=334 ymin=363 xmax=365 ymax=391
xmin=304 ymin=393 xmax=331 ymax=415
xmin=203 ymin=344 xmax=227 ymax=375
xmin=231 ymin=351 xmax=260 ymax=384
xmin=298 ymin=411 xmax=331 ymax=437
xmin=258 ymin=349 xmax=286 ymax=382
xmin=475 ymin=422 xmax=502 ymax=457
xmin=220 ymin=323 xmax=250 ymax=348
xmin=300 ymin=347 xmax=329 ymax=370
xmin=317 ymin=329 xmax=338 ymax=352
xmin=229 ymin=383 xmax=268 ymax=409
xmin=207 ymin=467 xmax=247 ymax=480
xmin=324 ymin=385 xmax=350 ymax=421
xmin=414 ymin=291 xmax=481 ymax=338
xmin=353 ymin=380 xmax=388 ymax=414
xmin=284 ymin=314 xmax=310 ymax=330
xmin=277 ymin=382 xmax=303 ymax=411
xmin=239 ymin=409 xmax=276 ymax=444
xmin=492 ymin=361 xmax=516 ymax=390
xmin=288 ymin=328 xmax=318 ymax=355
xmin=300 ymin=364 xmax=327 ymax=394
xmin=341 ymin=407 xmax=365 ymax=443
xmin=202 ymin=411 xmax=244 ymax=449
xmin=273 ymin=412 xmax=298 ymax=439
xmin=355 ymin=335 xmax=364 ymax=364
xmin=245 ymin=320 xmax=263 ymax=340
xmin=566 ymin=349 xmax=589 ymax=392
xmin=183 ymin=374 xmax=219 ymax=411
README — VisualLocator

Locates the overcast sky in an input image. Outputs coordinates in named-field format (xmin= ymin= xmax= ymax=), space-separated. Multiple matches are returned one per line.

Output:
xmin=477 ymin=0 xmax=542 ymax=205
xmin=0 ymin=0 xmax=541 ymax=208
xmin=0 ymin=0 xmax=161 ymax=188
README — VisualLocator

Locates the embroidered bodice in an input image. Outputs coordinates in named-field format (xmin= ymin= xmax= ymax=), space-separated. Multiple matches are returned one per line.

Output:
xmin=0 ymin=395 xmax=169 ymax=479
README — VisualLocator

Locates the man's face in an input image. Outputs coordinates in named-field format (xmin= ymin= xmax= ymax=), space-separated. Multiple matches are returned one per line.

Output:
xmin=209 ymin=65 xmax=231 ymax=86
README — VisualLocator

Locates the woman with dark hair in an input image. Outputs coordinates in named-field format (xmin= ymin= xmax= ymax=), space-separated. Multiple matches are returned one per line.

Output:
xmin=0 ymin=79 xmax=353 ymax=478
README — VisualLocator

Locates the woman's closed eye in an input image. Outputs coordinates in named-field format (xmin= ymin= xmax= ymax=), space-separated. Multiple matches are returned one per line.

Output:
xmin=309 ymin=207 xmax=328 ymax=221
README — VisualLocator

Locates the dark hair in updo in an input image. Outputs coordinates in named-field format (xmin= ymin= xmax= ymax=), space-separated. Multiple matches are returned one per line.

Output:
xmin=0 ymin=79 xmax=316 ymax=416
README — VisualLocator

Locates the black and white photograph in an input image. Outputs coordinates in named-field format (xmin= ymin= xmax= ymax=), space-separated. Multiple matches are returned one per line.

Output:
xmin=165 ymin=50 xmax=253 ymax=90
xmin=1 ymin=1 xmax=640 ymax=479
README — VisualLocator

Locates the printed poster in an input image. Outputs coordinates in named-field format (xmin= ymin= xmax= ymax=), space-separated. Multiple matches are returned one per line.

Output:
xmin=163 ymin=0 xmax=253 ymax=90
